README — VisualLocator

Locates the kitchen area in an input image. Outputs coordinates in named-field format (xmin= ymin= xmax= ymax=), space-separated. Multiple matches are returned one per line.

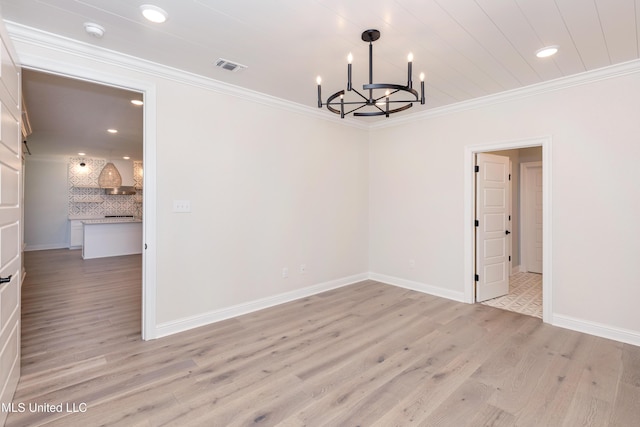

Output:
xmin=68 ymin=157 xmax=143 ymax=259
xmin=22 ymin=69 xmax=144 ymax=260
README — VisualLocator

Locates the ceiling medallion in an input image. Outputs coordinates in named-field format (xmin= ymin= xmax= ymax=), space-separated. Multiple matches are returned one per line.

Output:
xmin=316 ymin=29 xmax=425 ymax=118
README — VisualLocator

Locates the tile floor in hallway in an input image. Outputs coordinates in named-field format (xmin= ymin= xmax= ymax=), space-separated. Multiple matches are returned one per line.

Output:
xmin=480 ymin=272 xmax=542 ymax=318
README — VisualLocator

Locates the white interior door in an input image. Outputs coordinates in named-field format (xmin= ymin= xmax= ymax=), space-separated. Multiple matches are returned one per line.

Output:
xmin=522 ymin=162 xmax=543 ymax=273
xmin=0 ymin=22 xmax=22 ymax=425
xmin=476 ymin=153 xmax=510 ymax=302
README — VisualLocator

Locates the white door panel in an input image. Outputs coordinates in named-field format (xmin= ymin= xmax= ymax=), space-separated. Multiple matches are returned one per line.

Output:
xmin=0 ymin=42 xmax=20 ymax=105
xmin=1 ymin=223 xmax=20 ymax=264
xmin=484 ymin=237 xmax=505 ymax=258
xmin=483 ymin=161 xmax=506 ymax=181
xmin=484 ymin=188 xmax=506 ymax=207
xmin=0 ymin=18 xmax=21 ymax=426
xmin=484 ymin=263 xmax=506 ymax=283
xmin=484 ymin=213 xmax=506 ymax=232
xmin=1 ymin=167 xmax=20 ymax=204
xmin=476 ymin=153 xmax=510 ymax=302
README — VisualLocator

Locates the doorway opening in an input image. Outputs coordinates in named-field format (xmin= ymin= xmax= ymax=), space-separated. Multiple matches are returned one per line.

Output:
xmin=20 ymin=64 xmax=157 ymax=340
xmin=22 ymin=68 xmax=145 ymax=330
xmin=476 ymin=149 xmax=542 ymax=318
xmin=463 ymin=136 xmax=552 ymax=323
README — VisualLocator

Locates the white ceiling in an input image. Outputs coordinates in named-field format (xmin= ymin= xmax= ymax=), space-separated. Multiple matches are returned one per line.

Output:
xmin=3 ymin=0 xmax=640 ymax=155
xmin=22 ymin=69 xmax=143 ymax=160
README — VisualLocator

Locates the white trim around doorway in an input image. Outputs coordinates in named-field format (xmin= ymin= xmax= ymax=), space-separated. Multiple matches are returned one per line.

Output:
xmin=18 ymin=61 xmax=158 ymax=340
xmin=463 ymin=136 xmax=552 ymax=323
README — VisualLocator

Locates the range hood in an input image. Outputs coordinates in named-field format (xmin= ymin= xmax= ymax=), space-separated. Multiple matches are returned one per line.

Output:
xmin=104 ymin=186 xmax=136 ymax=195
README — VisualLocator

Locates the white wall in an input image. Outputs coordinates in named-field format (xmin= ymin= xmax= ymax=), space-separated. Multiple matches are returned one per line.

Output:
xmin=370 ymin=70 xmax=640 ymax=336
xmin=9 ymin=29 xmax=370 ymax=333
xmin=11 ymin=24 xmax=640 ymax=344
xmin=155 ymin=83 xmax=370 ymax=323
xmin=24 ymin=157 xmax=68 ymax=250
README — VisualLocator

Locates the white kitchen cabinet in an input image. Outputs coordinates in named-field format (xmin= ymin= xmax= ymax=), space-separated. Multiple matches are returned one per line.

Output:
xmin=82 ymin=220 xmax=142 ymax=259
xmin=69 ymin=220 xmax=84 ymax=249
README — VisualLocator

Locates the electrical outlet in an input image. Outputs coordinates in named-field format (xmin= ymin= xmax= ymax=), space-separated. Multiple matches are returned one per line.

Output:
xmin=300 ymin=264 xmax=306 ymax=274
xmin=173 ymin=200 xmax=191 ymax=213
xmin=282 ymin=267 xmax=289 ymax=278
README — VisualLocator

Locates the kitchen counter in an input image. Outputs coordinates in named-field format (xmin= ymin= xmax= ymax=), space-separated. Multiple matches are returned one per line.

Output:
xmin=82 ymin=220 xmax=143 ymax=259
xmin=82 ymin=218 xmax=142 ymax=224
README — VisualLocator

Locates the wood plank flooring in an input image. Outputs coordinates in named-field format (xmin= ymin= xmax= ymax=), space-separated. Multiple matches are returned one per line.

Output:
xmin=6 ymin=249 xmax=640 ymax=426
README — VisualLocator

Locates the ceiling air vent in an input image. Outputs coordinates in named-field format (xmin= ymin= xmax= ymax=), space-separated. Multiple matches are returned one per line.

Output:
xmin=215 ymin=58 xmax=247 ymax=72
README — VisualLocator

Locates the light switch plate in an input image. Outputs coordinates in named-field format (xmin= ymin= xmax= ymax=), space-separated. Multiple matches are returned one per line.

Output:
xmin=173 ymin=200 xmax=191 ymax=212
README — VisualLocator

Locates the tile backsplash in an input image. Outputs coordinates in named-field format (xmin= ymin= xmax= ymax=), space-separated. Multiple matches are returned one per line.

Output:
xmin=68 ymin=157 xmax=143 ymax=218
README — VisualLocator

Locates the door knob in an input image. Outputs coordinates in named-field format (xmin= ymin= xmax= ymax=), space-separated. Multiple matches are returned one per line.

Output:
xmin=0 ymin=275 xmax=12 ymax=284
xmin=505 ymin=230 xmax=511 ymax=235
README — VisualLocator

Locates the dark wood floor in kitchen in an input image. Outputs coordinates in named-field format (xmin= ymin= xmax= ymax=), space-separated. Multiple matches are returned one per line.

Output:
xmin=7 ymin=249 xmax=640 ymax=426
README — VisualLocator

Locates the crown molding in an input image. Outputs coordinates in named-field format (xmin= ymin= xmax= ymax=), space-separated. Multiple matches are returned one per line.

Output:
xmin=370 ymin=57 xmax=640 ymax=130
xmin=5 ymin=21 xmax=368 ymax=131
xmin=8 ymin=21 xmax=640 ymax=133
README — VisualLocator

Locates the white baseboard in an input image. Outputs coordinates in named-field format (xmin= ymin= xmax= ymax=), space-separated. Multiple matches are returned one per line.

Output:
xmin=368 ymin=272 xmax=466 ymax=303
xmin=24 ymin=243 xmax=69 ymax=251
xmin=511 ymin=265 xmax=524 ymax=275
xmin=552 ymin=314 xmax=640 ymax=347
xmin=155 ymin=272 xmax=369 ymax=338
xmin=154 ymin=272 xmax=640 ymax=348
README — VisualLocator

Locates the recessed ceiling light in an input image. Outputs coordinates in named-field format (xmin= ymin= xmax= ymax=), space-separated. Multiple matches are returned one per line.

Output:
xmin=131 ymin=99 xmax=143 ymax=106
xmin=536 ymin=45 xmax=559 ymax=58
xmin=140 ymin=5 xmax=168 ymax=23
xmin=78 ymin=152 xmax=86 ymax=156
xmin=84 ymin=22 xmax=105 ymax=38
xmin=107 ymin=129 xmax=118 ymax=134
xmin=123 ymin=156 xmax=130 ymax=160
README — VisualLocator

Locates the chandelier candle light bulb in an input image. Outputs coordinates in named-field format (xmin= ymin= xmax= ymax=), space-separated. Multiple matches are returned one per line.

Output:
xmin=316 ymin=29 xmax=426 ymax=118
xmin=407 ymin=52 xmax=413 ymax=88
xmin=347 ymin=53 xmax=353 ymax=91
xmin=386 ymin=89 xmax=390 ymax=116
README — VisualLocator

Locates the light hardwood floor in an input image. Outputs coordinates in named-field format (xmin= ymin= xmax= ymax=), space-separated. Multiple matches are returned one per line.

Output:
xmin=6 ymin=249 xmax=640 ymax=426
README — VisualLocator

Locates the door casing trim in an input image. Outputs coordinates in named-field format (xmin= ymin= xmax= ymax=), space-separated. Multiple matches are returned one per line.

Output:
xmin=464 ymin=136 xmax=552 ymax=323
xmin=18 ymin=62 xmax=158 ymax=340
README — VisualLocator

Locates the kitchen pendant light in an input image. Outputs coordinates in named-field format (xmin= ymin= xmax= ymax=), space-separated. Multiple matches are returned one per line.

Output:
xmin=98 ymin=162 xmax=122 ymax=188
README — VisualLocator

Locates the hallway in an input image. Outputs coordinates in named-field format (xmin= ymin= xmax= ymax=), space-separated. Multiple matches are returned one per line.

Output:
xmin=480 ymin=272 xmax=542 ymax=318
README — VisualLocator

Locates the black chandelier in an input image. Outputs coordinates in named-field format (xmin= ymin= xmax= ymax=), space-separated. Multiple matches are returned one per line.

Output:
xmin=316 ymin=29 xmax=425 ymax=118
